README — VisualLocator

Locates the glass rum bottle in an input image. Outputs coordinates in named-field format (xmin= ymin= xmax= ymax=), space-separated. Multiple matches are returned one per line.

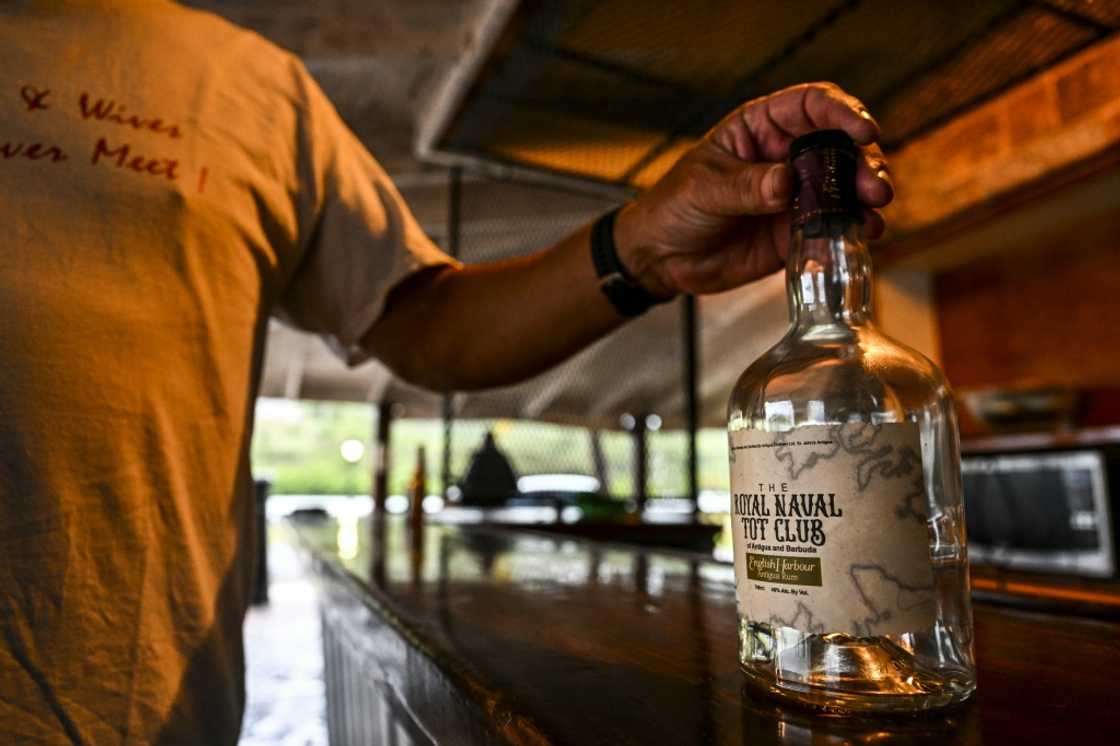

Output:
xmin=727 ymin=130 xmax=976 ymax=713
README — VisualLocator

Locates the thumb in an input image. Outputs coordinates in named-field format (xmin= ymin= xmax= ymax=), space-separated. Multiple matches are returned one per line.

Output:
xmin=693 ymin=157 xmax=792 ymax=217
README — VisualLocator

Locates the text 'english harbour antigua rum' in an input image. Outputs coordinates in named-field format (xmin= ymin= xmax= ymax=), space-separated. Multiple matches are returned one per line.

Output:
xmin=727 ymin=130 xmax=976 ymax=713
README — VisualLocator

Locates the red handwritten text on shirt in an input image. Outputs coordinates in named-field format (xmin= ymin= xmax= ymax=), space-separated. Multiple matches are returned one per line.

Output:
xmin=91 ymin=137 xmax=179 ymax=180
xmin=0 ymin=141 xmax=67 ymax=162
xmin=78 ymin=93 xmax=183 ymax=139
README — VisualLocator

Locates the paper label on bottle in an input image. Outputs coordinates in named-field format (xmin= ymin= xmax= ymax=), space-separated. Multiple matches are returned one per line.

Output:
xmin=729 ymin=422 xmax=936 ymax=636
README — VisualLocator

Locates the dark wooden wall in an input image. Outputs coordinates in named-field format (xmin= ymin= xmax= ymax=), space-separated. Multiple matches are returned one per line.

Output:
xmin=936 ymin=241 xmax=1120 ymax=434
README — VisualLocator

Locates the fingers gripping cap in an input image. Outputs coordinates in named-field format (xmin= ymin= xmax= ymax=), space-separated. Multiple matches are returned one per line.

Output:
xmin=788 ymin=129 xmax=858 ymax=161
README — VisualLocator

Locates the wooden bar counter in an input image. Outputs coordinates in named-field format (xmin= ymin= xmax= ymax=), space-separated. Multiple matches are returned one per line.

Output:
xmin=298 ymin=516 xmax=1120 ymax=745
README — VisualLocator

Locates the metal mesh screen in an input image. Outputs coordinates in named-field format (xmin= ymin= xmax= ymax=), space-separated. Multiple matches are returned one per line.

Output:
xmin=431 ymin=0 xmax=1120 ymax=187
xmin=876 ymin=5 xmax=1099 ymax=143
xmin=1044 ymin=0 xmax=1120 ymax=26
xmin=426 ymin=174 xmax=689 ymax=500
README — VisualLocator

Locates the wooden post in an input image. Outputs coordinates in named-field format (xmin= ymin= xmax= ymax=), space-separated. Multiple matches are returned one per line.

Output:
xmin=631 ymin=415 xmax=648 ymax=514
xmin=371 ymin=400 xmax=394 ymax=586
xmin=589 ymin=429 xmax=609 ymax=496
xmin=373 ymin=400 xmax=393 ymax=514
xmin=441 ymin=166 xmax=462 ymax=496
xmin=682 ymin=295 xmax=699 ymax=515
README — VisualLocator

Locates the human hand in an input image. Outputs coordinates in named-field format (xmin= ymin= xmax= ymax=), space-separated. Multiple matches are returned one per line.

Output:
xmin=614 ymin=82 xmax=894 ymax=297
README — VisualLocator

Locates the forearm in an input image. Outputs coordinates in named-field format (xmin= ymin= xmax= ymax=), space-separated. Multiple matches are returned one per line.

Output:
xmin=363 ymin=222 xmax=626 ymax=392
xmin=363 ymin=84 xmax=892 ymax=392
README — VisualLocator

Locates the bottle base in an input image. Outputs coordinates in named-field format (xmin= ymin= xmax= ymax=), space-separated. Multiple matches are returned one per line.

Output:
xmin=740 ymin=660 xmax=976 ymax=716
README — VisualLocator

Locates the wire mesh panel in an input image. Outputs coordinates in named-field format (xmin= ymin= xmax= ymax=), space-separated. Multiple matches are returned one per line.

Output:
xmin=420 ymin=173 xmax=689 ymax=502
xmin=428 ymin=0 xmax=1120 ymax=187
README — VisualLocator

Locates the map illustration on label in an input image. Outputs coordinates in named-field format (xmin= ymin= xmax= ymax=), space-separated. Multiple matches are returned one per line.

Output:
xmin=729 ymin=422 xmax=935 ymax=637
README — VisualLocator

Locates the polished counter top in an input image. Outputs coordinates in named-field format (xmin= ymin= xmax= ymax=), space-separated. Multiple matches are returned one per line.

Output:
xmin=298 ymin=516 xmax=1120 ymax=745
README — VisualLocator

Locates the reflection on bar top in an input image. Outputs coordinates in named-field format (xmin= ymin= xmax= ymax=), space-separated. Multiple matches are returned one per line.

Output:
xmin=293 ymin=515 xmax=1120 ymax=746
xmin=300 ymin=514 xmax=735 ymax=596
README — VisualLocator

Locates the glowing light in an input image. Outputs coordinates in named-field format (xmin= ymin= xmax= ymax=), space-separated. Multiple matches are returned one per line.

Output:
xmin=697 ymin=490 xmax=730 ymax=513
xmin=339 ymin=439 xmax=365 ymax=464
xmin=385 ymin=494 xmax=409 ymax=514
xmin=518 ymin=474 xmax=600 ymax=493
xmin=336 ymin=514 xmax=359 ymax=560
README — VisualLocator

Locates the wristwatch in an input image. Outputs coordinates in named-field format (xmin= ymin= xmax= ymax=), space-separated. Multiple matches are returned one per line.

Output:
xmin=590 ymin=207 xmax=671 ymax=317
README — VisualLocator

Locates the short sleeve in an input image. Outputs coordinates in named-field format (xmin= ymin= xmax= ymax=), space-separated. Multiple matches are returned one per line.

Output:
xmin=274 ymin=61 xmax=457 ymax=365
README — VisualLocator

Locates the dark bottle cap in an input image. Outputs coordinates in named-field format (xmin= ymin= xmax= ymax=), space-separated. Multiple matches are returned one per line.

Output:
xmin=789 ymin=129 xmax=858 ymax=160
xmin=789 ymin=129 xmax=861 ymax=231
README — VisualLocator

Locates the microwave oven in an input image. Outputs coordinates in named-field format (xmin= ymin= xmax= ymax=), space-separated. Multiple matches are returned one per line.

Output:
xmin=962 ymin=450 xmax=1115 ymax=578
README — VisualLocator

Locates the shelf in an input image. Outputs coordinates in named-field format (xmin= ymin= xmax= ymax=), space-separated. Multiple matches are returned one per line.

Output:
xmin=961 ymin=426 xmax=1120 ymax=454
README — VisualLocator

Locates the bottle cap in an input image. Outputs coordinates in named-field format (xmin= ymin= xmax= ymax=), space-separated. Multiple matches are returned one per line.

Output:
xmin=789 ymin=129 xmax=861 ymax=231
xmin=788 ymin=129 xmax=858 ymax=160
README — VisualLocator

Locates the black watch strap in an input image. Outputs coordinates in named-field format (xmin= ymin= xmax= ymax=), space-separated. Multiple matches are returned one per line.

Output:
xmin=590 ymin=207 xmax=668 ymax=317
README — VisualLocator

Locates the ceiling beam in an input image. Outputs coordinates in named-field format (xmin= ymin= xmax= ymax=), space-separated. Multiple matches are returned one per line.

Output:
xmin=415 ymin=0 xmax=522 ymax=165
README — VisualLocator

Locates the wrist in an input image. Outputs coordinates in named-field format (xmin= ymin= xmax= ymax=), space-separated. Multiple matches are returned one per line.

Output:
xmin=612 ymin=202 xmax=676 ymax=300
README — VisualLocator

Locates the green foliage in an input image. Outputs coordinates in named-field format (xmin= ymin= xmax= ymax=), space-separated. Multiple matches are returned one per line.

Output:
xmin=251 ymin=399 xmax=373 ymax=495
xmin=698 ymin=428 xmax=731 ymax=491
xmin=251 ymin=398 xmax=732 ymax=498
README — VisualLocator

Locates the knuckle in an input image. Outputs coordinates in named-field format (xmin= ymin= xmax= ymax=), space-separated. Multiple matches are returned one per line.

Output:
xmin=804 ymin=84 xmax=829 ymax=107
xmin=686 ymin=155 xmax=719 ymax=185
xmin=681 ymin=157 xmax=721 ymax=209
xmin=735 ymin=166 xmax=764 ymax=204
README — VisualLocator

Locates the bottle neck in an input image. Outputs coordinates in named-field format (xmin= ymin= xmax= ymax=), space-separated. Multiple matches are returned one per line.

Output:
xmin=786 ymin=217 xmax=874 ymax=329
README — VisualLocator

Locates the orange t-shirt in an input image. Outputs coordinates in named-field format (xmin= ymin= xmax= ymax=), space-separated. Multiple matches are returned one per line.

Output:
xmin=0 ymin=2 xmax=450 ymax=743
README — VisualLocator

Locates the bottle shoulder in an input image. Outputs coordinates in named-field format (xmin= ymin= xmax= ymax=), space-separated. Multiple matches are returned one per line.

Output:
xmin=728 ymin=325 xmax=952 ymax=427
